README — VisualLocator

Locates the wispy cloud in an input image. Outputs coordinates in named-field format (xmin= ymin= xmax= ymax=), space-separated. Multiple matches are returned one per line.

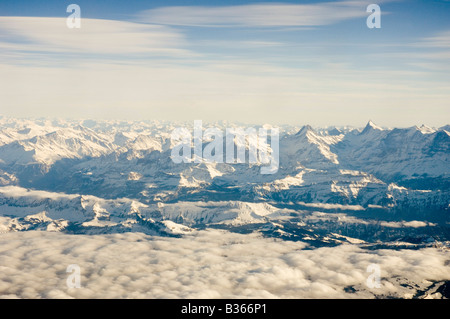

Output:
xmin=0 ymin=17 xmax=192 ymax=57
xmin=136 ymin=1 xmax=370 ymax=27
xmin=371 ymin=30 xmax=450 ymax=71
xmin=416 ymin=30 xmax=450 ymax=48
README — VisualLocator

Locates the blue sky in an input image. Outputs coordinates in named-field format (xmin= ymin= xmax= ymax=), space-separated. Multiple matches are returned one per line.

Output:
xmin=0 ymin=0 xmax=449 ymax=127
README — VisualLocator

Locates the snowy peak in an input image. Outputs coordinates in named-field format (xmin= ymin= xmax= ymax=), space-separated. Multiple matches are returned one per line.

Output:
xmin=281 ymin=126 xmax=341 ymax=168
xmin=418 ymin=124 xmax=435 ymax=134
xmin=295 ymin=125 xmax=315 ymax=136
xmin=127 ymin=134 xmax=162 ymax=152
xmin=360 ymin=120 xmax=383 ymax=134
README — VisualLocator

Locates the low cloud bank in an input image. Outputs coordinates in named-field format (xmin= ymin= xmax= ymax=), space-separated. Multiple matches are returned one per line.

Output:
xmin=0 ymin=230 xmax=449 ymax=299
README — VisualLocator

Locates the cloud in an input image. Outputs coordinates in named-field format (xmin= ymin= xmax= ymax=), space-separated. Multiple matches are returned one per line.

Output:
xmin=418 ymin=30 xmax=450 ymax=48
xmin=297 ymin=202 xmax=365 ymax=211
xmin=0 ymin=16 xmax=191 ymax=56
xmin=136 ymin=1 xmax=369 ymax=27
xmin=0 ymin=230 xmax=449 ymax=299
xmin=380 ymin=220 xmax=436 ymax=228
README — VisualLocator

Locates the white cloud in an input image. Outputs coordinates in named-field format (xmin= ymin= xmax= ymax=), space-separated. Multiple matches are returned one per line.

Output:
xmin=380 ymin=220 xmax=435 ymax=228
xmin=0 ymin=230 xmax=449 ymax=299
xmin=136 ymin=1 xmax=369 ymax=27
xmin=418 ymin=30 xmax=450 ymax=48
xmin=0 ymin=17 xmax=190 ymax=56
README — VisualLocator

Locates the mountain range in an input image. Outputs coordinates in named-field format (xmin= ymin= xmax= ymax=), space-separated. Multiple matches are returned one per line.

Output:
xmin=0 ymin=116 xmax=448 ymax=247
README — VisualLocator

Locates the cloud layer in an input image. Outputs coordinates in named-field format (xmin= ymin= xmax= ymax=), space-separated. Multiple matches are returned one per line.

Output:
xmin=137 ymin=1 xmax=368 ymax=27
xmin=0 ymin=230 xmax=448 ymax=299
xmin=0 ymin=17 xmax=189 ymax=56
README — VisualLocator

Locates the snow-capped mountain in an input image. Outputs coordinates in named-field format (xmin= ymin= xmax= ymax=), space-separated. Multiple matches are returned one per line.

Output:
xmin=0 ymin=116 xmax=448 ymax=245
xmin=334 ymin=121 xmax=450 ymax=183
xmin=0 ymin=126 xmax=115 ymax=166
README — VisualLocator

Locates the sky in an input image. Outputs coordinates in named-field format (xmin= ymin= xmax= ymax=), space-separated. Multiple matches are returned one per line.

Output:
xmin=0 ymin=0 xmax=449 ymax=127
